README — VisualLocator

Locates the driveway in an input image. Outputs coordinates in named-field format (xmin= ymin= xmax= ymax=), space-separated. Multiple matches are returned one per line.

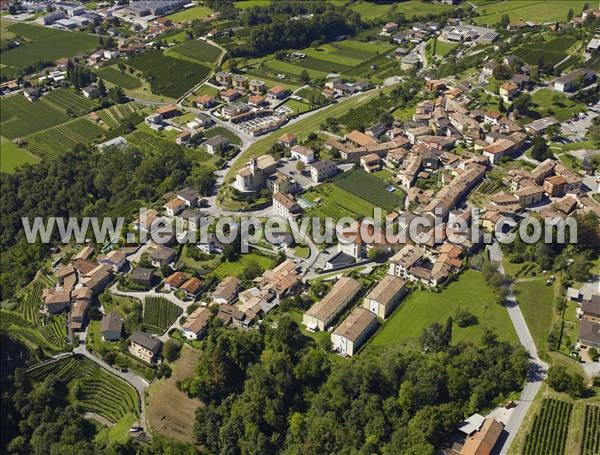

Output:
xmin=489 ymin=242 xmax=549 ymax=455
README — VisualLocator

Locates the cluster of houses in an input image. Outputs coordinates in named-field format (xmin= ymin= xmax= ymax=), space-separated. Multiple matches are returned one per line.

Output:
xmin=569 ymin=289 xmax=600 ymax=350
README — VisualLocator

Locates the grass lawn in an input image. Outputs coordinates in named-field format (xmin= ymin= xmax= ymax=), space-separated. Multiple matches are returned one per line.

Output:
xmin=97 ymin=66 xmax=142 ymax=90
xmin=171 ymin=39 xmax=222 ymax=64
xmin=304 ymin=182 xmax=382 ymax=221
xmin=473 ymin=1 xmax=589 ymax=25
xmin=147 ymin=345 xmax=202 ymax=443
xmin=192 ymin=84 xmax=220 ymax=96
xmin=95 ymin=413 xmax=137 ymax=445
xmin=435 ymin=40 xmax=459 ymax=57
xmin=530 ymin=89 xmax=585 ymax=122
xmin=234 ymin=0 xmax=271 ymax=9
xmin=0 ymin=136 xmax=40 ymax=172
xmin=392 ymin=104 xmax=416 ymax=122
xmin=370 ymin=270 xmax=518 ymax=349
xmin=349 ymin=0 xmax=394 ymax=19
xmin=282 ymin=98 xmax=312 ymax=115
xmin=512 ymin=277 xmax=556 ymax=356
xmin=204 ymin=126 xmax=242 ymax=146
xmin=165 ymin=5 xmax=213 ymax=22
xmin=223 ymin=89 xmax=380 ymax=182
xmin=212 ymin=253 xmax=273 ymax=279
xmin=292 ymin=245 xmax=310 ymax=258
xmin=289 ymin=308 xmax=330 ymax=346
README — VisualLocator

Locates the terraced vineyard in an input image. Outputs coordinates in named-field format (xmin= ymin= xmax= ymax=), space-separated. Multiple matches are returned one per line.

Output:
xmin=25 ymin=117 xmax=105 ymax=159
xmin=43 ymin=89 xmax=97 ymax=117
xmin=523 ymin=398 xmax=572 ymax=455
xmin=27 ymin=356 xmax=139 ymax=423
xmin=581 ymin=404 xmax=600 ymax=455
xmin=143 ymin=296 xmax=182 ymax=333
xmin=96 ymin=102 xmax=143 ymax=128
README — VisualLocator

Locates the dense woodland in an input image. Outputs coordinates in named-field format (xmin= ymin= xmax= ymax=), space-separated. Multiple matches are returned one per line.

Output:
xmin=0 ymin=144 xmax=215 ymax=301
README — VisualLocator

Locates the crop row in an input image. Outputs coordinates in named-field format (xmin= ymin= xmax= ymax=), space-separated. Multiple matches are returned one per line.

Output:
xmin=44 ymin=89 xmax=97 ymax=116
xmin=581 ymin=404 xmax=600 ymax=455
xmin=143 ymin=296 xmax=182 ymax=332
xmin=523 ymin=398 xmax=572 ymax=455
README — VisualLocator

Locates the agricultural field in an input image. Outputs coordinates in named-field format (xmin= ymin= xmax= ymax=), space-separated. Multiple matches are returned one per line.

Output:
xmin=304 ymin=183 xmax=384 ymax=221
xmin=171 ymin=40 xmax=222 ymax=64
xmin=338 ymin=94 xmax=397 ymax=130
xmin=514 ymin=36 xmax=577 ymax=68
xmin=127 ymin=51 xmax=211 ymax=98
xmin=512 ymin=277 xmax=555 ymax=356
xmin=0 ymin=93 xmax=70 ymax=139
xmin=370 ymin=270 xmax=518 ymax=349
xmin=143 ymin=296 xmax=183 ymax=333
xmin=333 ymin=170 xmax=405 ymax=211
xmin=585 ymin=54 xmax=600 ymax=71
xmin=147 ymin=345 xmax=202 ymax=442
xmin=43 ymin=88 xmax=98 ymax=117
xmin=234 ymin=0 xmax=271 ymax=9
xmin=165 ymin=5 xmax=213 ymax=22
xmin=25 ymin=117 xmax=105 ymax=160
xmin=1 ymin=22 xmax=99 ymax=71
xmin=26 ymin=356 xmax=140 ymax=424
xmin=96 ymin=102 xmax=144 ymax=129
xmin=580 ymin=405 xmax=600 ymax=455
xmin=97 ymin=66 xmax=142 ymax=90
xmin=0 ymin=135 xmax=40 ymax=172
xmin=349 ymin=1 xmax=394 ymax=20
xmin=522 ymin=398 xmax=572 ymax=455
xmin=473 ymin=1 xmax=589 ymax=26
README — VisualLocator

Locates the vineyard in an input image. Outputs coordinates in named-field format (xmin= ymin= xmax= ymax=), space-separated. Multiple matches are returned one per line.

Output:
xmin=581 ymin=404 xmax=600 ymax=455
xmin=26 ymin=356 xmax=139 ymax=423
xmin=43 ymin=89 xmax=98 ymax=117
xmin=475 ymin=179 xmax=504 ymax=195
xmin=143 ymin=296 xmax=182 ymax=333
xmin=514 ymin=36 xmax=577 ymax=67
xmin=172 ymin=40 xmax=222 ymax=64
xmin=25 ymin=117 xmax=105 ymax=160
xmin=96 ymin=102 xmax=144 ymax=129
xmin=338 ymin=95 xmax=397 ymax=131
xmin=96 ymin=66 xmax=142 ymax=90
xmin=334 ymin=170 xmax=404 ymax=211
xmin=523 ymin=398 xmax=573 ymax=455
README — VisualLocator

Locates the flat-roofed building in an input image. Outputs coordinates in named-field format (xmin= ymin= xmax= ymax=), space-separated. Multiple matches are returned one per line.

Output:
xmin=331 ymin=307 xmax=378 ymax=356
xmin=303 ymin=277 xmax=361 ymax=331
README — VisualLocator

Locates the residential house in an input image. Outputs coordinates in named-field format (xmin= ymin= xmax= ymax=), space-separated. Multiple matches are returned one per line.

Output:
xmin=362 ymin=275 xmax=407 ymax=319
xmin=97 ymin=250 xmax=126 ymax=272
xmin=290 ymin=145 xmax=315 ymax=164
xmin=554 ymin=69 xmax=596 ymax=92
xmin=303 ymin=277 xmax=361 ymax=331
xmin=42 ymin=288 xmax=70 ymax=314
xmin=215 ymin=71 xmax=231 ymax=86
xmin=195 ymin=95 xmax=215 ymax=109
xmin=525 ymin=117 xmax=559 ymax=135
xmin=345 ymin=130 xmax=378 ymax=148
xmin=150 ymin=245 xmax=176 ymax=267
xmin=231 ymin=74 xmax=248 ymax=90
xmin=309 ymin=160 xmax=338 ymax=183
xmin=267 ymin=85 xmax=289 ymax=100
xmin=278 ymin=133 xmax=297 ymax=147
xmin=579 ymin=320 xmax=600 ymax=349
xmin=499 ymin=81 xmax=519 ymax=101
xmin=181 ymin=277 xmax=203 ymax=299
xmin=129 ymin=331 xmax=162 ymax=364
xmin=131 ymin=267 xmax=155 ymax=287
xmin=460 ymin=418 xmax=504 ymax=455
xmin=255 ymin=259 xmax=301 ymax=299
xmin=483 ymin=139 xmax=515 ymax=164
xmin=516 ymin=185 xmax=544 ymax=207
xmin=331 ymin=307 xmax=378 ymax=357
xmin=81 ymin=85 xmax=100 ymax=99
xmin=176 ymin=130 xmax=191 ymax=145
xmin=543 ymin=175 xmax=567 ymax=197
xmin=164 ymin=197 xmax=186 ymax=216
xmin=164 ymin=271 xmax=188 ymax=291
xmin=212 ymin=276 xmax=241 ymax=304
xmin=204 ymin=135 xmax=229 ymax=154
xmin=101 ymin=312 xmax=123 ymax=341
xmin=249 ymin=79 xmax=266 ymax=94
xmin=220 ymin=88 xmax=240 ymax=102
xmin=181 ymin=307 xmax=211 ymax=340
xmin=273 ymin=192 xmax=302 ymax=218
xmin=360 ymin=153 xmax=382 ymax=173
xmin=24 ymin=88 xmax=40 ymax=102
xmin=156 ymin=104 xmax=179 ymax=119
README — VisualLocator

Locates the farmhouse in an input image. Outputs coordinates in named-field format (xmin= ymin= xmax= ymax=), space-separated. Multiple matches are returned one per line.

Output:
xmin=362 ymin=275 xmax=407 ymax=319
xmin=181 ymin=307 xmax=211 ymax=340
xmin=129 ymin=331 xmax=162 ymax=364
xmin=24 ymin=88 xmax=40 ymax=102
xmin=331 ymin=307 xmax=378 ymax=357
xmin=101 ymin=312 xmax=123 ymax=341
xmin=345 ymin=130 xmax=378 ymax=148
xmin=303 ymin=277 xmax=361 ymax=331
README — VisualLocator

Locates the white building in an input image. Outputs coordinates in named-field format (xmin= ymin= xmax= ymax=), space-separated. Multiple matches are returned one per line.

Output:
xmin=331 ymin=307 xmax=378 ymax=356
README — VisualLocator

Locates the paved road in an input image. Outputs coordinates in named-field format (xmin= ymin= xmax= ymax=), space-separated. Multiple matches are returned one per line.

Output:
xmin=489 ymin=242 xmax=549 ymax=455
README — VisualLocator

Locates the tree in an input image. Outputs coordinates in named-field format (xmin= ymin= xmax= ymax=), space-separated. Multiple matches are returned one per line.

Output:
xmin=420 ymin=320 xmax=451 ymax=352
xmin=588 ymin=347 xmax=599 ymax=361
xmin=547 ymin=365 xmax=586 ymax=397
xmin=589 ymin=124 xmax=600 ymax=147
xmin=163 ymin=339 xmax=182 ymax=362
xmin=300 ymin=69 xmax=310 ymax=84
xmin=108 ymin=86 xmax=126 ymax=104
xmin=567 ymin=8 xmax=574 ymax=21
xmin=97 ymin=79 xmax=107 ymax=97
xmin=295 ymin=160 xmax=306 ymax=172
xmin=530 ymin=135 xmax=552 ymax=161
xmin=453 ymin=308 xmax=477 ymax=328
xmin=500 ymin=14 xmax=510 ymax=29
xmin=498 ymin=97 xmax=506 ymax=113
xmin=569 ymin=253 xmax=590 ymax=281
xmin=512 ymin=92 xmax=532 ymax=115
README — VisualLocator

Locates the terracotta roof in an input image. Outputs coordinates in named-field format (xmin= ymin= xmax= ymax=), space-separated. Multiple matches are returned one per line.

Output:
xmin=165 ymin=271 xmax=189 ymax=288
xmin=182 ymin=307 xmax=211 ymax=334
xmin=306 ymin=277 xmax=361 ymax=323
xmin=365 ymin=275 xmax=406 ymax=308
xmin=181 ymin=277 xmax=203 ymax=295
xmin=460 ymin=418 xmax=503 ymax=455
xmin=333 ymin=307 xmax=377 ymax=342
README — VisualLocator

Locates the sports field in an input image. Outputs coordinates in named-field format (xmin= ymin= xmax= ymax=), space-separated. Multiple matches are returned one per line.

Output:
xmin=370 ymin=270 xmax=518 ymax=348
xmin=473 ymin=0 xmax=589 ymax=25
xmin=1 ymin=23 xmax=99 ymax=70
xmin=97 ymin=67 xmax=142 ymax=90
xmin=165 ymin=5 xmax=213 ymax=21
xmin=0 ymin=136 xmax=40 ymax=172
xmin=127 ymin=51 xmax=211 ymax=98
xmin=171 ymin=40 xmax=222 ymax=64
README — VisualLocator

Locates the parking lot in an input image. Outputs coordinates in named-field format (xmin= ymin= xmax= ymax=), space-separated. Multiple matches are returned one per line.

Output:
xmin=561 ymin=104 xmax=599 ymax=141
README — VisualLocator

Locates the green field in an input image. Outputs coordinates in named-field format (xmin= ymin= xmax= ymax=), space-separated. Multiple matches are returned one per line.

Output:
xmin=212 ymin=253 xmax=272 ymax=279
xmin=529 ymin=89 xmax=584 ymax=122
xmin=512 ymin=278 xmax=555 ymax=356
xmin=349 ymin=1 xmax=394 ymax=20
xmin=25 ymin=117 xmax=105 ymax=160
xmin=127 ymin=51 xmax=211 ymax=98
xmin=282 ymin=98 xmax=311 ymax=115
xmin=0 ymin=136 xmax=40 ymax=172
xmin=473 ymin=1 xmax=589 ymax=25
xmin=334 ymin=170 xmax=404 ymax=211
xmin=435 ymin=40 xmax=459 ymax=57
xmin=97 ymin=67 xmax=142 ymax=90
xmin=165 ymin=5 xmax=213 ymax=21
xmin=96 ymin=102 xmax=144 ymax=129
xmin=1 ymin=93 xmax=70 ymax=139
xmin=204 ymin=126 xmax=242 ymax=146
xmin=371 ymin=270 xmax=519 ymax=348
xmin=265 ymin=59 xmax=328 ymax=79
xmin=514 ymin=36 xmax=577 ymax=67
xmin=234 ymin=0 xmax=271 ymax=9
xmin=304 ymin=183 xmax=382 ymax=221
xmin=43 ymin=88 xmax=98 ymax=116
xmin=171 ymin=40 xmax=222 ymax=64
xmin=2 ymin=23 xmax=99 ymax=70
